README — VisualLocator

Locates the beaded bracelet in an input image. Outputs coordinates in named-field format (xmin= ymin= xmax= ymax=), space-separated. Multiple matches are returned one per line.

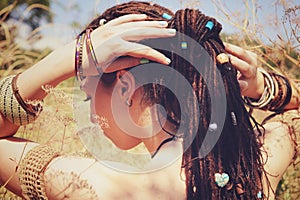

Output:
xmin=75 ymin=33 xmax=86 ymax=81
xmin=85 ymin=29 xmax=103 ymax=75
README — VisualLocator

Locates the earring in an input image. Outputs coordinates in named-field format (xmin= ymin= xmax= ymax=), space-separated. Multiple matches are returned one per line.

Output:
xmin=126 ymin=98 xmax=132 ymax=107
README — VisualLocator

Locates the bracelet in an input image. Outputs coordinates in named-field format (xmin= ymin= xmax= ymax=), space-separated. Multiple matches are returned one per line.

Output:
xmin=75 ymin=33 xmax=86 ymax=81
xmin=243 ymin=69 xmax=292 ymax=112
xmin=0 ymin=75 xmax=43 ymax=125
xmin=19 ymin=145 xmax=60 ymax=200
xmin=268 ymin=73 xmax=284 ymax=111
xmin=271 ymin=73 xmax=292 ymax=112
xmin=243 ymin=68 xmax=275 ymax=109
xmin=86 ymin=29 xmax=103 ymax=75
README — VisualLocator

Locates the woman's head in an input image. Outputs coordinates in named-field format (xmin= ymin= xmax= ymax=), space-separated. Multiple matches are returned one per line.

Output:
xmin=81 ymin=1 xmax=266 ymax=199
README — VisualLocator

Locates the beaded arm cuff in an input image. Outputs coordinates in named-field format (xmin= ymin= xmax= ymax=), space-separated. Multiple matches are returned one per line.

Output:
xmin=19 ymin=145 xmax=60 ymax=200
xmin=0 ymin=75 xmax=43 ymax=125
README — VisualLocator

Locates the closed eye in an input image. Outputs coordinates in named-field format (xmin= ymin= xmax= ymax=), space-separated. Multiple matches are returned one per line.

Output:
xmin=84 ymin=95 xmax=91 ymax=102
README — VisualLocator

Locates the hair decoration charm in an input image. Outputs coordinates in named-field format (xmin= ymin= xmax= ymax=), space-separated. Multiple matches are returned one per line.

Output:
xmin=216 ymin=53 xmax=230 ymax=65
xmin=181 ymin=41 xmax=188 ymax=49
xmin=230 ymin=112 xmax=238 ymax=126
xmin=99 ymin=19 xmax=107 ymax=26
xmin=208 ymin=123 xmax=218 ymax=132
xmin=205 ymin=21 xmax=214 ymax=30
xmin=215 ymin=173 xmax=230 ymax=188
xmin=162 ymin=13 xmax=172 ymax=20
xmin=257 ymin=191 xmax=262 ymax=198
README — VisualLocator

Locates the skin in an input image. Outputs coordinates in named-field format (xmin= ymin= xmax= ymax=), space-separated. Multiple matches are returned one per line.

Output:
xmin=0 ymin=14 xmax=298 ymax=199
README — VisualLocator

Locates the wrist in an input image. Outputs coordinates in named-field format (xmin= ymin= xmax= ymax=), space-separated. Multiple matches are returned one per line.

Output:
xmin=252 ymin=69 xmax=265 ymax=99
xmin=18 ymin=40 xmax=76 ymax=100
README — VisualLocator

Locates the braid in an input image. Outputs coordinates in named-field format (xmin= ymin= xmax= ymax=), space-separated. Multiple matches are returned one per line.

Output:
xmin=82 ymin=2 xmax=269 ymax=199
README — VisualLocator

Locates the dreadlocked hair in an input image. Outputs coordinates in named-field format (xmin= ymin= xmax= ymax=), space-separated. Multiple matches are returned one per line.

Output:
xmin=83 ymin=1 xmax=269 ymax=199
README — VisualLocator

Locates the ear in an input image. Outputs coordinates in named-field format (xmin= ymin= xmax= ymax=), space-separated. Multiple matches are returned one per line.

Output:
xmin=116 ymin=70 xmax=136 ymax=101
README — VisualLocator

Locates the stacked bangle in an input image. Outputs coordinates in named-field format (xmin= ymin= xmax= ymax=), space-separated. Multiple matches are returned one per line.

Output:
xmin=75 ymin=29 xmax=103 ymax=82
xmin=86 ymin=29 xmax=103 ymax=75
xmin=75 ymin=33 xmax=86 ymax=81
xmin=243 ymin=68 xmax=292 ymax=112
xmin=0 ymin=74 xmax=43 ymax=125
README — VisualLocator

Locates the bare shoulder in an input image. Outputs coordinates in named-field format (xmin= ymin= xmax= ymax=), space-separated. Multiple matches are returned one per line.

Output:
xmin=256 ymin=110 xmax=299 ymax=197
xmin=44 ymin=156 xmax=185 ymax=200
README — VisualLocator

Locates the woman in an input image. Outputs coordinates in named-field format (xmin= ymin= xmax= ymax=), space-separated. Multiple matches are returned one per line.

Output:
xmin=0 ymin=1 xmax=298 ymax=199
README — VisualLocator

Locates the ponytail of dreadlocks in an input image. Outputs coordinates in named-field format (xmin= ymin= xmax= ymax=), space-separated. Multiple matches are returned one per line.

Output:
xmin=81 ymin=1 xmax=269 ymax=199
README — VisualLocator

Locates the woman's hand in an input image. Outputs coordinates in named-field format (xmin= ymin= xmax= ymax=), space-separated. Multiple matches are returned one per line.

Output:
xmin=224 ymin=43 xmax=264 ymax=99
xmin=82 ymin=14 xmax=176 ymax=75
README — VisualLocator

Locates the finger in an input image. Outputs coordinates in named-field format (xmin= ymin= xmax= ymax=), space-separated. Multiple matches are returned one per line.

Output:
xmin=224 ymin=43 xmax=254 ymax=64
xmin=237 ymin=79 xmax=248 ymax=93
xmin=119 ymin=20 xmax=169 ymax=29
xmin=106 ymin=14 xmax=147 ymax=26
xmin=124 ymin=42 xmax=171 ymax=65
xmin=120 ymin=20 xmax=169 ymax=28
xmin=104 ymin=56 xmax=144 ymax=73
xmin=121 ymin=27 xmax=176 ymax=41
xmin=229 ymin=55 xmax=254 ymax=78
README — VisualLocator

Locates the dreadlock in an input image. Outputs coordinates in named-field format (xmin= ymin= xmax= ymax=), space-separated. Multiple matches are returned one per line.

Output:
xmin=82 ymin=1 xmax=268 ymax=199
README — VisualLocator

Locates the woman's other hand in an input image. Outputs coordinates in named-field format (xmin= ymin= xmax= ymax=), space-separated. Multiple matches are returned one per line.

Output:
xmin=224 ymin=43 xmax=264 ymax=99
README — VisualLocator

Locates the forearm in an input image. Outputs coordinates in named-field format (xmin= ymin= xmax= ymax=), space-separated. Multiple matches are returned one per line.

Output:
xmin=0 ymin=138 xmax=101 ymax=199
xmin=17 ymin=41 xmax=76 ymax=101
xmin=0 ymin=138 xmax=39 ymax=197
xmin=0 ymin=41 xmax=76 ymax=137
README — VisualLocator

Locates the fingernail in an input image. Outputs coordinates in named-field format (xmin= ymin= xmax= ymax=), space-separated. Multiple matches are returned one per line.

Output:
xmin=165 ymin=57 xmax=171 ymax=64
xmin=140 ymin=58 xmax=150 ymax=64
xmin=138 ymin=14 xmax=147 ymax=18
xmin=168 ymin=29 xmax=176 ymax=34
xmin=158 ymin=21 xmax=168 ymax=26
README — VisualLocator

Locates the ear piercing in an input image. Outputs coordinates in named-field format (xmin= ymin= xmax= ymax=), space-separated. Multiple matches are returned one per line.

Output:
xmin=126 ymin=98 xmax=132 ymax=107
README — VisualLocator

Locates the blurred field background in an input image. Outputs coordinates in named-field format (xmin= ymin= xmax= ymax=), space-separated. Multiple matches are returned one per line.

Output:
xmin=0 ymin=0 xmax=299 ymax=199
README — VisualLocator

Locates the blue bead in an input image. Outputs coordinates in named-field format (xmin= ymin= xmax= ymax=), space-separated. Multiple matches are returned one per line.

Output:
xmin=205 ymin=21 xmax=214 ymax=30
xmin=257 ymin=191 xmax=262 ymax=198
xmin=162 ymin=13 xmax=172 ymax=20
xmin=181 ymin=42 xmax=188 ymax=49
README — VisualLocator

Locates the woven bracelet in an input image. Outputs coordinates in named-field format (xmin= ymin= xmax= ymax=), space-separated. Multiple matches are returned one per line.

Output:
xmin=19 ymin=145 xmax=60 ymax=200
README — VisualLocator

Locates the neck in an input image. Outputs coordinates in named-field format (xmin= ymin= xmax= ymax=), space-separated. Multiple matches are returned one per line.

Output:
xmin=141 ymin=129 xmax=173 ymax=156
xmin=140 ymin=107 xmax=176 ymax=157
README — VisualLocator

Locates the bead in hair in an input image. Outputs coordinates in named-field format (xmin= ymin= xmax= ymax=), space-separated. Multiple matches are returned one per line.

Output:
xmin=208 ymin=123 xmax=218 ymax=132
xmin=99 ymin=19 xmax=107 ymax=26
xmin=181 ymin=42 xmax=188 ymax=49
xmin=216 ymin=53 xmax=230 ymax=64
xmin=205 ymin=21 xmax=214 ymax=30
xmin=257 ymin=191 xmax=263 ymax=198
xmin=214 ymin=173 xmax=230 ymax=187
xmin=230 ymin=112 xmax=238 ymax=126
xmin=162 ymin=13 xmax=172 ymax=20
